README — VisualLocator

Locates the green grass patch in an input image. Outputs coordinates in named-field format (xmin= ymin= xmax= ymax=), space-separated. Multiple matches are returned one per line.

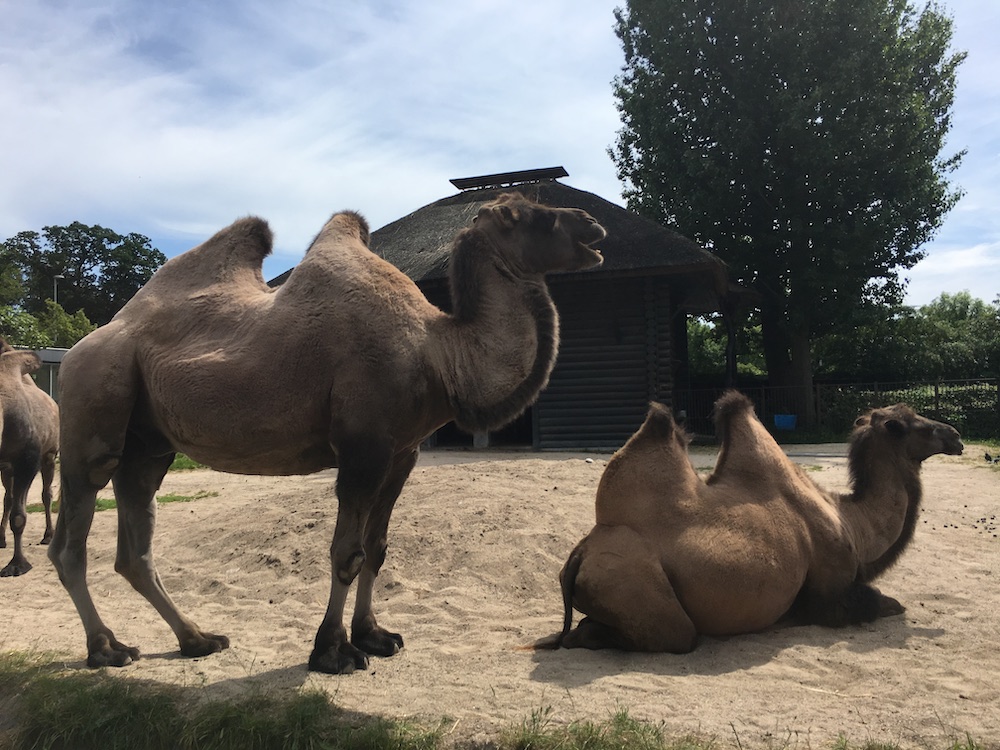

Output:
xmin=170 ymin=454 xmax=207 ymax=471
xmin=0 ymin=655 xmax=991 ymax=750
xmin=0 ymin=651 xmax=444 ymax=750
xmin=28 ymin=491 xmax=218 ymax=515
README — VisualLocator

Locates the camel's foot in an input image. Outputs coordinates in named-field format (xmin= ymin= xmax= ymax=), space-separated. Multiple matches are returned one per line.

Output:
xmin=877 ymin=593 xmax=905 ymax=618
xmin=179 ymin=631 xmax=230 ymax=658
xmin=352 ymin=625 xmax=404 ymax=657
xmin=309 ymin=641 xmax=370 ymax=674
xmin=87 ymin=632 xmax=141 ymax=668
xmin=0 ymin=556 xmax=31 ymax=577
xmin=0 ymin=536 xmax=6 ymax=549
xmin=40 ymin=533 xmax=52 ymax=545
xmin=561 ymin=617 xmax=619 ymax=650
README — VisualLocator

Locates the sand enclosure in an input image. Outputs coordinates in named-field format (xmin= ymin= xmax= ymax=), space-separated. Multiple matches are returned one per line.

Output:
xmin=2 ymin=446 xmax=998 ymax=748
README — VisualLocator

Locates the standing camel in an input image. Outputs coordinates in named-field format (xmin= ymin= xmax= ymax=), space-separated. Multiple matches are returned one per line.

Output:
xmin=0 ymin=338 xmax=59 ymax=576
xmin=48 ymin=192 xmax=606 ymax=673
xmin=541 ymin=390 xmax=963 ymax=652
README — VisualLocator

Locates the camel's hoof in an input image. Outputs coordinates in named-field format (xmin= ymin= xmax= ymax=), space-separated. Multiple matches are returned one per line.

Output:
xmin=0 ymin=558 xmax=31 ymax=577
xmin=0 ymin=538 xmax=6 ymax=549
xmin=87 ymin=633 xmax=140 ymax=668
xmin=352 ymin=627 xmax=404 ymax=657
xmin=878 ymin=594 xmax=906 ymax=618
xmin=308 ymin=642 xmax=370 ymax=674
xmin=180 ymin=632 xmax=230 ymax=658
xmin=40 ymin=536 xmax=52 ymax=546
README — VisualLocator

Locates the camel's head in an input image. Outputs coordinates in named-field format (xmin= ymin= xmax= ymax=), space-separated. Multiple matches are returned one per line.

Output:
xmin=854 ymin=404 xmax=964 ymax=462
xmin=473 ymin=193 xmax=606 ymax=275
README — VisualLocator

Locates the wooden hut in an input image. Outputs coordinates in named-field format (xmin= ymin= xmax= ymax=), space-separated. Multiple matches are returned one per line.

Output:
xmin=366 ymin=168 xmax=729 ymax=449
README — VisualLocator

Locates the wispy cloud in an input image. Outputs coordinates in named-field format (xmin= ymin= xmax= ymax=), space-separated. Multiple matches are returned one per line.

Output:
xmin=2 ymin=0 xmax=996 ymax=302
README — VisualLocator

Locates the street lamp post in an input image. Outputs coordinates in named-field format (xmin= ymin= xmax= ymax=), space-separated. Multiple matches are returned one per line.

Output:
xmin=53 ymin=273 xmax=64 ymax=306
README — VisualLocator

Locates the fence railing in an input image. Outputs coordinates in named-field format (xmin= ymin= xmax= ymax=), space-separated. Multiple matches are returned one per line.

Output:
xmin=674 ymin=379 xmax=1000 ymax=440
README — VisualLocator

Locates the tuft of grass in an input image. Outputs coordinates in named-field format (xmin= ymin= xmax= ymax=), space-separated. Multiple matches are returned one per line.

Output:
xmin=170 ymin=454 xmax=207 ymax=471
xmin=502 ymin=705 xmax=698 ymax=750
xmin=28 ymin=490 xmax=218 ymax=515
xmin=157 ymin=490 xmax=218 ymax=505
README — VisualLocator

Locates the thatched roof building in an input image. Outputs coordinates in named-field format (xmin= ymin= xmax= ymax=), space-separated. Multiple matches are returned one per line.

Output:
xmin=272 ymin=168 xmax=731 ymax=449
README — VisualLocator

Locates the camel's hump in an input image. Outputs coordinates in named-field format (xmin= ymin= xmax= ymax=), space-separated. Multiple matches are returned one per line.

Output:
xmin=138 ymin=217 xmax=274 ymax=297
xmin=712 ymin=390 xmax=755 ymax=425
xmin=636 ymin=401 xmax=680 ymax=440
xmin=0 ymin=349 xmax=41 ymax=378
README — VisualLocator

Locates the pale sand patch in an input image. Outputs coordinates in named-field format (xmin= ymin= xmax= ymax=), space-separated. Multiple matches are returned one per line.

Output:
xmin=2 ymin=446 xmax=997 ymax=748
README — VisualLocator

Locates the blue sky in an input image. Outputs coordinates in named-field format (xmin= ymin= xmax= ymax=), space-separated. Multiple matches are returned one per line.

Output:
xmin=2 ymin=0 xmax=996 ymax=307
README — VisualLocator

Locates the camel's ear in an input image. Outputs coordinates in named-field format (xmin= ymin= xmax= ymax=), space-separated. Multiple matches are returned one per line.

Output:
xmin=883 ymin=418 xmax=906 ymax=437
xmin=479 ymin=203 xmax=519 ymax=229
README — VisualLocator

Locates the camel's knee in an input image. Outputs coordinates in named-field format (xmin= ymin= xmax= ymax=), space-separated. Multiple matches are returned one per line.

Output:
xmin=364 ymin=536 xmax=388 ymax=572
xmin=333 ymin=546 xmax=366 ymax=585
xmin=47 ymin=541 xmax=81 ymax=585
xmin=9 ymin=510 xmax=25 ymax=535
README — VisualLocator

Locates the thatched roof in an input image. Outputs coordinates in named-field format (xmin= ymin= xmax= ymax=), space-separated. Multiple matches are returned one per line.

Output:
xmin=269 ymin=178 xmax=731 ymax=312
xmin=368 ymin=180 xmax=727 ymax=287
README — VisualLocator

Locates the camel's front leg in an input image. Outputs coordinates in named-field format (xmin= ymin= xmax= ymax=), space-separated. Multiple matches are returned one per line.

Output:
xmin=350 ymin=449 xmax=418 ymax=657
xmin=112 ymin=450 xmax=230 ymax=659
xmin=309 ymin=438 xmax=395 ymax=674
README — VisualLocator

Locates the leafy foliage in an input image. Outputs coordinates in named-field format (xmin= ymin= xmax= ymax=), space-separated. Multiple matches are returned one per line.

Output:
xmin=0 ymin=306 xmax=52 ymax=349
xmin=814 ymin=292 xmax=1000 ymax=380
xmin=611 ymin=0 xmax=965 ymax=391
xmin=2 ymin=221 xmax=165 ymax=326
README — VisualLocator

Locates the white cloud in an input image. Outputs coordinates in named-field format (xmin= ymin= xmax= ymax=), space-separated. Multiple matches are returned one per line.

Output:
xmin=1 ymin=0 xmax=996 ymax=300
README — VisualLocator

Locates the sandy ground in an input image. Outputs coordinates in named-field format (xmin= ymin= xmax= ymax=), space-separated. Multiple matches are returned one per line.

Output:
xmin=2 ymin=445 xmax=998 ymax=748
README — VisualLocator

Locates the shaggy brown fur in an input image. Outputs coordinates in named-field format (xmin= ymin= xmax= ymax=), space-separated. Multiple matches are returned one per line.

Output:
xmin=48 ymin=193 xmax=605 ymax=673
xmin=539 ymin=390 xmax=963 ymax=652
xmin=0 ymin=337 xmax=59 ymax=576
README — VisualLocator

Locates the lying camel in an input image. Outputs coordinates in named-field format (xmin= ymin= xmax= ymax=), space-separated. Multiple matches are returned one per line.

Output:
xmin=0 ymin=338 xmax=59 ymax=576
xmin=541 ymin=390 xmax=963 ymax=652
xmin=48 ymin=192 xmax=606 ymax=673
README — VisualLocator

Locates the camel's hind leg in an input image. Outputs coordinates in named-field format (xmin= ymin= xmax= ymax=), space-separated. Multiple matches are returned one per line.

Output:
xmin=112 ymin=440 xmax=230 ymax=658
xmin=48 ymin=335 xmax=143 ymax=667
xmin=50 ymin=469 xmax=140 ymax=667
xmin=350 ymin=448 xmax=418 ymax=657
xmin=0 ymin=454 xmax=41 ymax=576
xmin=0 ymin=469 xmax=10 ymax=549
xmin=563 ymin=525 xmax=697 ymax=653
xmin=38 ymin=451 xmax=55 ymax=544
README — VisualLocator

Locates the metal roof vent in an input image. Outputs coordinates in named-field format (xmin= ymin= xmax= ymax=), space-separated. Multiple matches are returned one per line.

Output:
xmin=449 ymin=166 xmax=568 ymax=191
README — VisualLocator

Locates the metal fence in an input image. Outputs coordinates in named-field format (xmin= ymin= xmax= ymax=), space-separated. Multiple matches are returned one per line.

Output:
xmin=674 ymin=379 xmax=1000 ymax=440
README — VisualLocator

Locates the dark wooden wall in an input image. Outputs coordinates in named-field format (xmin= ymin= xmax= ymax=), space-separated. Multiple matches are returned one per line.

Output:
xmin=536 ymin=275 xmax=676 ymax=449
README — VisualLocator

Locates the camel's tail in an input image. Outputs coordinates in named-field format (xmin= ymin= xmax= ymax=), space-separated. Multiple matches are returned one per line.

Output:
xmin=528 ymin=541 xmax=585 ymax=651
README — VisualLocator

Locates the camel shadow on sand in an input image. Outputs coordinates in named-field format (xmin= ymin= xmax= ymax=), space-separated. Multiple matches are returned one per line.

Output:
xmin=527 ymin=614 xmax=946 ymax=689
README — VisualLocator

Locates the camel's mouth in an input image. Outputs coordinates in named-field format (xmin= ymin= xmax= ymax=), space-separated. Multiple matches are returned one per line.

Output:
xmin=576 ymin=242 xmax=604 ymax=269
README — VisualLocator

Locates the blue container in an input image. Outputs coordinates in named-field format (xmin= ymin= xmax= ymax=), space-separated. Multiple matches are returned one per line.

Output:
xmin=774 ymin=414 xmax=797 ymax=430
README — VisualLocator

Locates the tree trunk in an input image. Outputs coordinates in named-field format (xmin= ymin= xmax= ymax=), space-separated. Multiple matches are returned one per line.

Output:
xmin=760 ymin=305 xmax=816 ymax=427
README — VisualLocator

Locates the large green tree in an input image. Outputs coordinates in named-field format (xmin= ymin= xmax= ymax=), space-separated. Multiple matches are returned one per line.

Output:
xmin=1 ymin=222 xmax=165 ymax=325
xmin=611 ymin=0 xmax=965 ymax=415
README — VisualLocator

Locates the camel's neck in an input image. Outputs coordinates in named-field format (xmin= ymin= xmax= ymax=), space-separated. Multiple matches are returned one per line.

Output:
xmin=431 ymin=231 xmax=559 ymax=434
xmin=841 ymin=440 xmax=924 ymax=581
